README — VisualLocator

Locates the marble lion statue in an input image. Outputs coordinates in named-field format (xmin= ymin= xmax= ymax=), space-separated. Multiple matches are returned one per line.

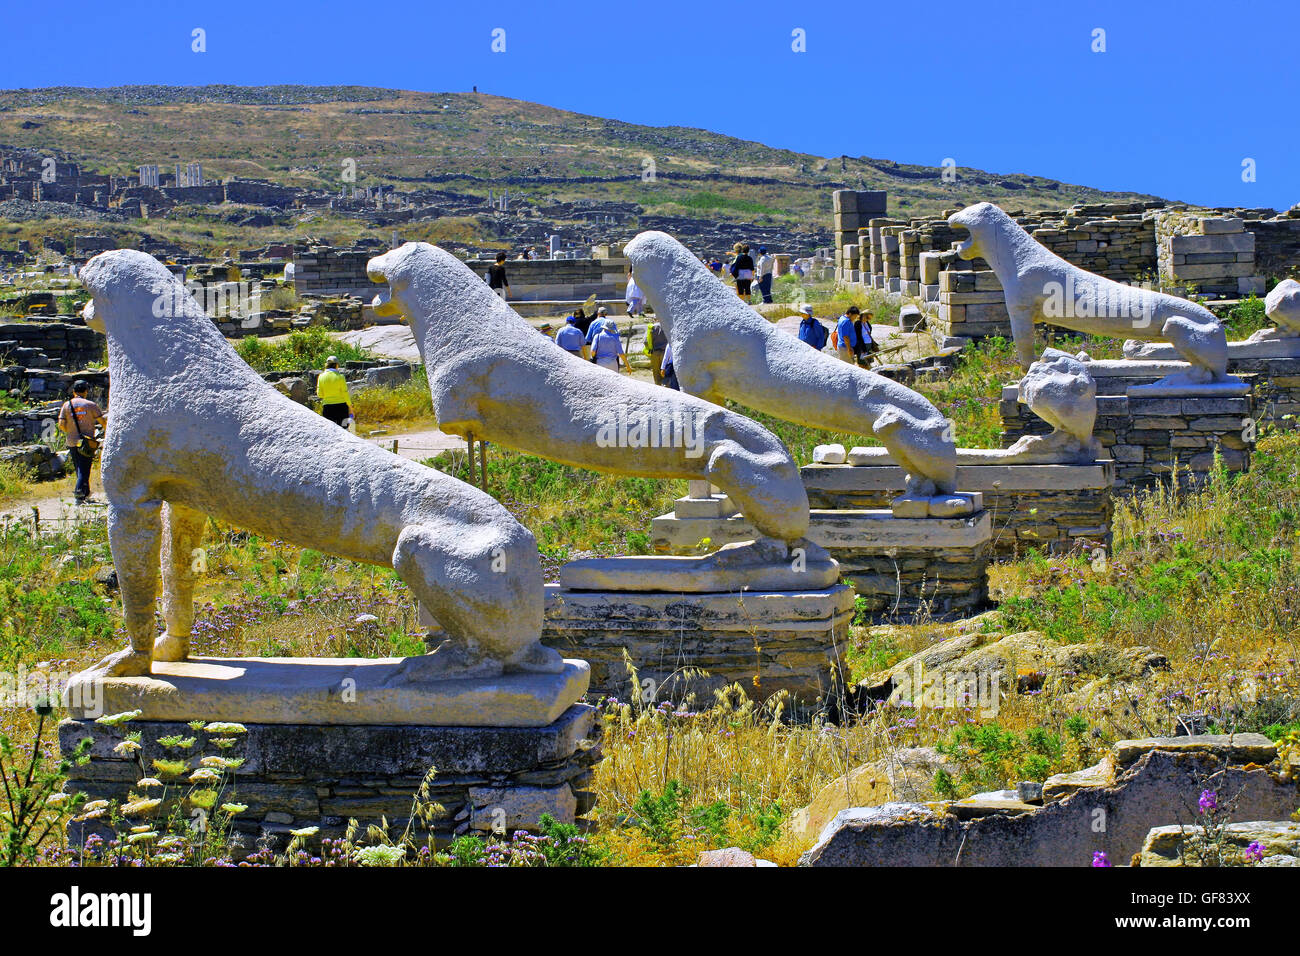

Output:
xmin=948 ymin=202 xmax=1229 ymax=383
xmin=623 ymin=230 xmax=958 ymax=499
xmin=366 ymin=242 xmax=811 ymax=547
xmin=77 ymin=249 xmax=558 ymax=680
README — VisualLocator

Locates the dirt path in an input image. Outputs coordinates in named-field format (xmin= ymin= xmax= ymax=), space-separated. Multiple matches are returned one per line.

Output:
xmin=366 ymin=426 xmax=467 ymax=461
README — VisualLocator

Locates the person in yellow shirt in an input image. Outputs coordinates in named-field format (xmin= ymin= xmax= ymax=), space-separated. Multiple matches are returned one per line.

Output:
xmin=316 ymin=356 xmax=351 ymax=428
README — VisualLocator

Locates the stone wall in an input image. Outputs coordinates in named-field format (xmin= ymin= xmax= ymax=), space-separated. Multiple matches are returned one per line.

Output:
xmin=541 ymin=584 xmax=853 ymax=705
xmin=0 ymin=408 xmax=58 ymax=446
xmin=832 ymin=190 xmax=887 ymax=283
xmin=60 ymin=705 xmax=602 ymax=859
xmin=292 ymin=245 xmax=376 ymax=296
xmin=463 ymin=257 xmax=628 ymax=302
xmin=1154 ymin=210 xmax=1265 ymax=297
xmin=933 ymin=268 xmax=1009 ymax=341
xmin=1225 ymin=356 xmax=1300 ymax=427
xmin=0 ymin=321 xmax=104 ymax=371
xmin=224 ymin=178 xmax=299 ymax=206
xmin=817 ymin=511 xmax=991 ymax=617
xmin=1247 ymin=210 xmax=1300 ymax=282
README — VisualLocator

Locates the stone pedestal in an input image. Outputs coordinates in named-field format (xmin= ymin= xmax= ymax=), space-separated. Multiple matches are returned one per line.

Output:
xmin=541 ymin=578 xmax=854 ymax=705
xmin=1000 ymin=380 xmax=1255 ymax=491
xmin=649 ymin=508 xmax=992 ymax=619
xmin=799 ymin=458 xmax=1113 ymax=559
xmin=58 ymin=655 xmax=598 ymax=858
xmin=60 ymin=703 xmax=601 ymax=858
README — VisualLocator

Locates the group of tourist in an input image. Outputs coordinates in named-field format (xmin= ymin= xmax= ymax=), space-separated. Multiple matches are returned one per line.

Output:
xmin=797 ymin=305 xmax=879 ymax=366
xmin=549 ymin=306 xmax=680 ymax=388
xmin=552 ymin=307 xmax=630 ymax=373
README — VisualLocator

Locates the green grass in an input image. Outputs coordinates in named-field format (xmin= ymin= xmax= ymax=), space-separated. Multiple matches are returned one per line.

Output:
xmin=234 ymin=326 xmax=372 ymax=373
xmin=675 ymin=191 xmax=783 ymax=217
xmin=425 ymin=448 xmax=681 ymax=566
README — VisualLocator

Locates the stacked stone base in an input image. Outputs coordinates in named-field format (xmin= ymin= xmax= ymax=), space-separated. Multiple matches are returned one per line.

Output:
xmin=1001 ymin=385 xmax=1255 ymax=491
xmin=800 ymin=461 xmax=1114 ymax=559
xmin=1219 ymin=355 xmax=1300 ymax=427
xmin=59 ymin=704 xmax=601 ymax=860
xmin=541 ymin=584 xmax=854 ymax=705
xmin=816 ymin=510 xmax=991 ymax=616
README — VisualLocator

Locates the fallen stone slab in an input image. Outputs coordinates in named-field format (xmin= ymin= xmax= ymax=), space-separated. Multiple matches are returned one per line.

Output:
xmin=64 ymin=655 xmax=590 ymax=727
xmin=947 ymin=790 xmax=1040 ymax=820
xmin=857 ymin=630 xmax=1167 ymax=708
xmin=558 ymin=541 xmax=840 ymax=593
xmin=1111 ymin=733 xmax=1275 ymax=769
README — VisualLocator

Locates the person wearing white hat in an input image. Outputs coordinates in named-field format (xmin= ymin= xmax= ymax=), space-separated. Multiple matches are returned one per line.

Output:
xmin=584 ymin=306 xmax=612 ymax=347
xmin=590 ymin=318 xmax=628 ymax=373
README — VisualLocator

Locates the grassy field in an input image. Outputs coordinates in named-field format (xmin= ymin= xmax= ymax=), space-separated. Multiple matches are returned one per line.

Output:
xmin=2 ymin=330 xmax=1297 ymax=866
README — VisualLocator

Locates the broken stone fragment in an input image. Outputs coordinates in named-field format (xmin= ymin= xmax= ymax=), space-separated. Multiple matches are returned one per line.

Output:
xmin=813 ymin=443 xmax=847 ymax=464
xmin=1137 ymin=820 xmax=1300 ymax=867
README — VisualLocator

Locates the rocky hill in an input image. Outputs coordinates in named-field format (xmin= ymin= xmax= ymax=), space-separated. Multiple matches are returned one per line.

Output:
xmin=0 ymin=85 xmax=1169 ymax=255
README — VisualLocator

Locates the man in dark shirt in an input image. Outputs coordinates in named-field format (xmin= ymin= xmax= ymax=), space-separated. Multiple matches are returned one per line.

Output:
xmin=487 ymin=252 xmax=510 ymax=299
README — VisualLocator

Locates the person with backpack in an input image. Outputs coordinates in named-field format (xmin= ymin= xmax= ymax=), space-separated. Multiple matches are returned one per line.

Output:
xmin=834 ymin=306 xmax=862 ymax=363
xmin=644 ymin=318 xmax=668 ymax=385
xmin=729 ymin=243 xmax=755 ymax=300
xmin=572 ymin=307 xmax=595 ymax=337
xmin=316 ymin=356 xmax=352 ymax=428
xmin=58 ymin=379 xmax=107 ymax=504
xmin=796 ymin=305 xmax=828 ymax=351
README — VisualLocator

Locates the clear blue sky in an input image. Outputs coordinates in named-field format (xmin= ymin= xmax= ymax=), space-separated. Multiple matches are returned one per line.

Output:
xmin=3 ymin=0 xmax=1296 ymax=211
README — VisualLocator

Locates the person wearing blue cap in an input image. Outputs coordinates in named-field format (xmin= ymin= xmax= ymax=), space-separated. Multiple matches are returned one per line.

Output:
xmin=555 ymin=313 xmax=586 ymax=357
